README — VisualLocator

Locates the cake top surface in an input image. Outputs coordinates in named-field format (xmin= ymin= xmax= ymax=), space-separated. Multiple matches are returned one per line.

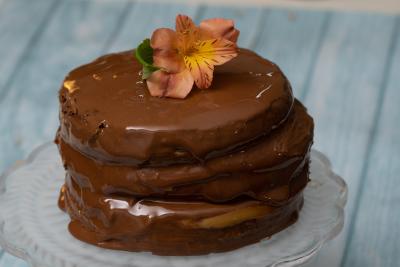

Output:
xmin=64 ymin=49 xmax=291 ymax=130
xmin=60 ymin=49 xmax=293 ymax=162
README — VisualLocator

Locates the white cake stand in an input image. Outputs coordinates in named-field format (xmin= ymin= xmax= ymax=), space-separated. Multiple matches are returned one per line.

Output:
xmin=0 ymin=143 xmax=347 ymax=267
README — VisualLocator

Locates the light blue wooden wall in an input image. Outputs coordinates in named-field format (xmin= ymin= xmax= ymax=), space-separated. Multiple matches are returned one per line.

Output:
xmin=0 ymin=0 xmax=399 ymax=266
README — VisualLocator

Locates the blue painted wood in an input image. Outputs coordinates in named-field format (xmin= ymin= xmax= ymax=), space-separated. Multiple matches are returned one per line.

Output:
xmin=0 ymin=253 xmax=26 ymax=267
xmin=110 ymin=4 xmax=265 ymax=53
xmin=107 ymin=1 xmax=198 ymax=53
xmin=252 ymin=8 xmax=329 ymax=99
xmin=342 ymin=17 xmax=400 ymax=267
xmin=0 ymin=0 xmax=132 ymax=173
xmin=303 ymin=12 xmax=398 ymax=267
xmin=0 ymin=0 xmax=59 ymax=99
xmin=0 ymin=0 xmax=132 ymax=264
xmin=0 ymin=0 xmax=5 ymax=7
xmin=1 ymin=1 xmax=400 ymax=266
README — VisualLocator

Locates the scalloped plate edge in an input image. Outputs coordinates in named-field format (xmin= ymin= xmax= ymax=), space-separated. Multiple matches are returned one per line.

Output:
xmin=0 ymin=142 xmax=348 ymax=267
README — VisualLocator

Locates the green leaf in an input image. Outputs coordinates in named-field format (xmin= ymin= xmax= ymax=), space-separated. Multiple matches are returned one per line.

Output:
xmin=135 ymin=39 xmax=154 ymax=66
xmin=142 ymin=65 xmax=160 ymax=79
xmin=135 ymin=38 xmax=160 ymax=79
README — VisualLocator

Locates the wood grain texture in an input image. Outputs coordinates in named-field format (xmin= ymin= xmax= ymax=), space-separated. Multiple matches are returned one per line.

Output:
xmin=107 ymin=1 xmax=198 ymax=53
xmin=154 ymin=0 xmax=400 ymax=14
xmin=252 ymin=8 xmax=329 ymax=99
xmin=303 ymin=12 xmax=398 ymax=267
xmin=0 ymin=0 xmax=59 ymax=99
xmin=342 ymin=17 xmax=400 ymax=267
xmin=0 ymin=1 xmax=197 ymax=265
xmin=0 ymin=0 xmax=131 ymax=171
xmin=0 ymin=0 xmax=134 ymax=264
xmin=1 ymin=1 xmax=400 ymax=266
xmin=0 ymin=253 xmax=26 ymax=267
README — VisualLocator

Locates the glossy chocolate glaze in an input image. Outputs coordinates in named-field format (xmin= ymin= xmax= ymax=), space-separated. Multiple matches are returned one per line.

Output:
xmin=57 ymin=101 xmax=312 ymax=203
xmin=57 ymin=49 xmax=314 ymax=255
xmin=60 ymin=176 xmax=303 ymax=255
xmin=59 ymin=49 xmax=294 ymax=165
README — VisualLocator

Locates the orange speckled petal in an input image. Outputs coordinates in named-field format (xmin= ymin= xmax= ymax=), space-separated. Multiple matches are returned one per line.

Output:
xmin=184 ymin=39 xmax=238 ymax=89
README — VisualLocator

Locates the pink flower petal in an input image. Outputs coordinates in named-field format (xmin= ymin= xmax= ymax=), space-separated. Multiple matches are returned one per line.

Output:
xmin=153 ymin=49 xmax=185 ymax=73
xmin=199 ymin=18 xmax=240 ymax=43
xmin=146 ymin=71 xmax=169 ymax=97
xmin=151 ymin=28 xmax=177 ymax=50
xmin=151 ymin=28 xmax=184 ymax=73
xmin=175 ymin=14 xmax=199 ymax=52
xmin=146 ymin=69 xmax=194 ymax=99
xmin=176 ymin=14 xmax=196 ymax=33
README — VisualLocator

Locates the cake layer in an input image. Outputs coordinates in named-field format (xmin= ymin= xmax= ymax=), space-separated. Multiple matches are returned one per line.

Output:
xmin=57 ymin=101 xmax=312 ymax=203
xmin=58 ymin=49 xmax=294 ymax=165
xmin=59 ymin=175 xmax=303 ymax=255
xmin=56 ymin=44 xmax=314 ymax=255
xmin=65 ymin=164 xmax=307 ymax=204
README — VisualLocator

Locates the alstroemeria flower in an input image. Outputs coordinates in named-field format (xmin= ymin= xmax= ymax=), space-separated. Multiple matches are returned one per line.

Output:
xmin=146 ymin=14 xmax=240 ymax=98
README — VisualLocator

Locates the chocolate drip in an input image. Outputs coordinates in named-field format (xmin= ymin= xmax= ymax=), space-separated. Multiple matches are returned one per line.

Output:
xmin=59 ymin=49 xmax=294 ymax=164
xmin=56 ymin=49 xmax=314 ymax=255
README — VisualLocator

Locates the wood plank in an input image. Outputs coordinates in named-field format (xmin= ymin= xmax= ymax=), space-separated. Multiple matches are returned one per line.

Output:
xmin=302 ymin=12 xmax=398 ymax=267
xmin=0 ymin=0 xmax=131 ymax=171
xmin=196 ymin=8 xmax=329 ymax=98
xmin=342 ymin=17 xmax=400 ymax=267
xmin=252 ymin=8 xmax=329 ymax=98
xmin=156 ymin=0 xmax=400 ymax=14
xmin=0 ymin=2 xmax=198 ymax=265
xmin=0 ymin=2 xmax=398 ymax=266
xmin=0 ymin=0 xmax=58 ymax=262
xmin=0 ymin=0 xmax=59 ymax=99
xmin=107 ymin=1 xmax=199 ymax=53
xmin=0 ymin=253 xmax=26 ymax=267
xmin=110 ymin=4 xmax=264 ymax=51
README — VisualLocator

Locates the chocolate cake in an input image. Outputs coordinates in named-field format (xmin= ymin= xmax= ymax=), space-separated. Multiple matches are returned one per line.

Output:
xmin=56 ymin=47 xmax=314 ymax=255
